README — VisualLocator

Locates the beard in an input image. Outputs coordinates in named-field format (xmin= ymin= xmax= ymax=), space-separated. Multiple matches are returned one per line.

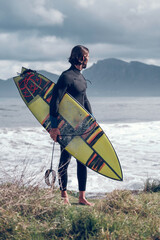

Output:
xmin=82 ymin=62 xmax=87 ymax=69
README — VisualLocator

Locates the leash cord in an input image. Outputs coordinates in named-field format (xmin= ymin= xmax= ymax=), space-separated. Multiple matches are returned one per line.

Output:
xmin=50 ymin=141 xmax=55 ymax=170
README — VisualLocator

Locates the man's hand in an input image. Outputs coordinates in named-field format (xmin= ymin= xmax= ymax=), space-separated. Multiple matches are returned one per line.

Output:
xmin=50 ymin=128 xmax=61 ymax=142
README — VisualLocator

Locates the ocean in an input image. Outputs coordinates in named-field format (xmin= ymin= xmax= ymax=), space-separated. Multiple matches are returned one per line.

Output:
xmin=0 ymin=97 xmax=160 ymax=197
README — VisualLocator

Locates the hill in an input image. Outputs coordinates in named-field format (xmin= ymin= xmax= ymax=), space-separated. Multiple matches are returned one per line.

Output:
xmin=83 ymin=58 xmax=160 ymax=96
xmin=0 ymin=59 xmax=160 ymax=97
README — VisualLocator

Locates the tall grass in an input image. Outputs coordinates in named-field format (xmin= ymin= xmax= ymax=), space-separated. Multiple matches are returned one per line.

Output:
xmin=0 ymin=179 xmax=160 ymax=240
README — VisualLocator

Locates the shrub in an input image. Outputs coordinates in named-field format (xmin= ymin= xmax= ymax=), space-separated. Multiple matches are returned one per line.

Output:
xmin=144 ymin=179 xmax=160 ymax=193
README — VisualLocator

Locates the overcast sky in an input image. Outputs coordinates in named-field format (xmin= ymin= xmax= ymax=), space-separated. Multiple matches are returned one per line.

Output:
xmin=1 ymin=0 xmax=160 ymax=79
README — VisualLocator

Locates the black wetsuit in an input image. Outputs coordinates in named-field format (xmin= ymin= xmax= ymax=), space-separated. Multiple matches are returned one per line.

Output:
xmin=50 ymin=65 xmax=92 ymax=191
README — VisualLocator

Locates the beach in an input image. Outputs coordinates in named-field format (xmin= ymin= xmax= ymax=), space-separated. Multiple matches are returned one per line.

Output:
xmin=0 ymin=97 xmax=160 ymax=197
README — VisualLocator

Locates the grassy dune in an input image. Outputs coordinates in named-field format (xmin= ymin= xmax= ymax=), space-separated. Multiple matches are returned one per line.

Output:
xmin=0 ymin=181 xmax=160 ymax=240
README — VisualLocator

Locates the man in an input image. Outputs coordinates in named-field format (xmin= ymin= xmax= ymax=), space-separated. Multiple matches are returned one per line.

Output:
xmin=50 ymin=45 xmax=93 ymax=206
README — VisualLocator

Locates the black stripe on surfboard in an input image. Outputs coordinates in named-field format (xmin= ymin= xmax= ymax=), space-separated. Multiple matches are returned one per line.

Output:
xmin=76 ymin=115 xmax=98 ymax=140
xmin=86 ymin=152 xmax=105 ymax=172
xmin=88 ymin=131 xmax=104 ymax=147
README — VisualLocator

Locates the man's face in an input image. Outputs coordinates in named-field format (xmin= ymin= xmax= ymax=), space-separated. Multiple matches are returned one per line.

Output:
xmin=82 ymin=52 xmax=89 ymax=69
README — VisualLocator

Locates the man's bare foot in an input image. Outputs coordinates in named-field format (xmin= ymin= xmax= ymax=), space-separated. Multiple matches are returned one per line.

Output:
xmin=62 ymin=197 xmax=70 ymax=205
xmin=79 ymin=198 xmax=94 ymax=206
xmin=61 ymin=190 xmax=70 ymax=205
xmin=79 ymin=191 xmax=94 ymax=206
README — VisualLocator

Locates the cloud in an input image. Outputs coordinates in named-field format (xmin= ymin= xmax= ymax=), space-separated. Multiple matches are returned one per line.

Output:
xmin=44 ymin=0 xmax=160 ymax=51
xmin=0 ymin=0 xmax=65 ymax=31
xmin=1 ymin=0 xmax=160 ymax=79
xmin=78 ymin=0 xmax=96 ymax=8
xmin=32 ymin=1 xmax=65 ymax=26
xmin=0 ymin=32 xmax=73 ymax=62
xmin=0 ymin=59 xmax=70 ymax=80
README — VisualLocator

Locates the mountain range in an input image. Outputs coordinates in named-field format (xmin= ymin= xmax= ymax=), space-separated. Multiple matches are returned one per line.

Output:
xmin=0 ymin=58 xmax=160 ymax=97
xmin=83 ymin=58 xmax=160 ymax=96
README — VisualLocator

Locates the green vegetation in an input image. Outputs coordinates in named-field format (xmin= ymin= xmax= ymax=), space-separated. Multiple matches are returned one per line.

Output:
xmin=0 ymin=181 xmax=160 ymax=240
xmin=144 ymin=179 xmax=160 ymax=193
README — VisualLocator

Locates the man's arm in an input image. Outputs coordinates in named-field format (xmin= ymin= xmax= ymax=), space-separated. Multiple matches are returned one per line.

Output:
xmin=84 ymin=94 xmax=92 ymax=114
xmin=49 ymin=74 xmax=69 ymax=141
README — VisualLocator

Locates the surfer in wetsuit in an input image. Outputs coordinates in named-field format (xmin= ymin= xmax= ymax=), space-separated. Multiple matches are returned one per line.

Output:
xmin=50 ymin=45 xmax=93 ymax=205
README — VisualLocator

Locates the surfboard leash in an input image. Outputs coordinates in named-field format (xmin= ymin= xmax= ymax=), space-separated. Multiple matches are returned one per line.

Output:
xmin=45 ymin=141 xmax=56 ymax=187
xmin=50 ymin=141 xmax=55 ymax=170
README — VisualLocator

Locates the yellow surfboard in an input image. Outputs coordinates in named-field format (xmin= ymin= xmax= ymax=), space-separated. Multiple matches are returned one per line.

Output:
xmin=13 ymin=67 xmax=123 ymax=181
